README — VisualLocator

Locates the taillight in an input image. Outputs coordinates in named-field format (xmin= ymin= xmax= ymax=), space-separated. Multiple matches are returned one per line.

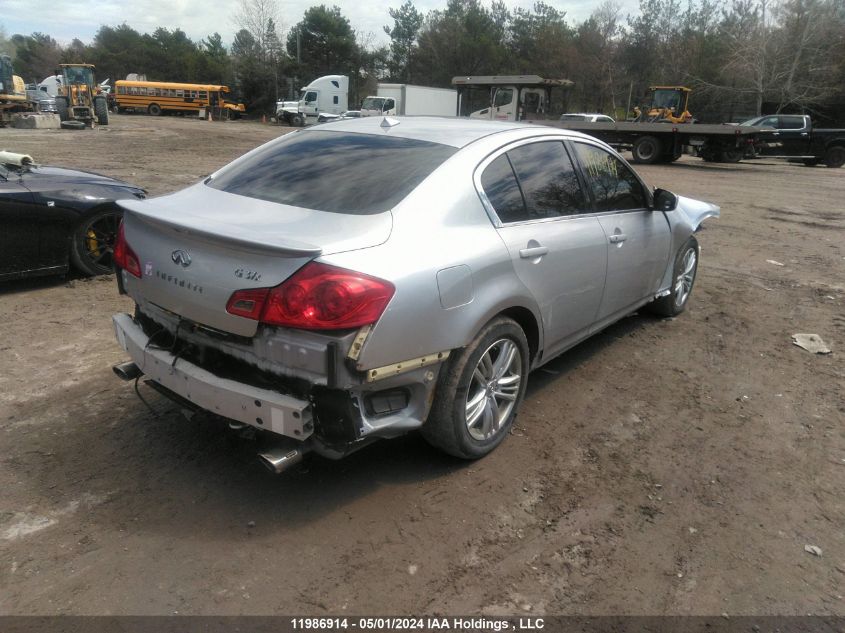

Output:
xmin=113 ymin=221 xmax=141 ymax=278
xmin=226 ymin=262 xmax=394 ymax=331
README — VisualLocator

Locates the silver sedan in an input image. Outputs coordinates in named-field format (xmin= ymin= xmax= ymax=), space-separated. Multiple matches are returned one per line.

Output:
xmin=111 ymin=117 xmax=718 ymax=472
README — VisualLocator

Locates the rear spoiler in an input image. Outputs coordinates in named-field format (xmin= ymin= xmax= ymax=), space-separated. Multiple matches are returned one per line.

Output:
xmin=118 ymin=200 xmax=323 ymax=258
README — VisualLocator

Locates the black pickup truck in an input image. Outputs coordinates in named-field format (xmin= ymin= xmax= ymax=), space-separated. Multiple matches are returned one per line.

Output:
xmin=741 ymin=114 xmax=845 ymax=168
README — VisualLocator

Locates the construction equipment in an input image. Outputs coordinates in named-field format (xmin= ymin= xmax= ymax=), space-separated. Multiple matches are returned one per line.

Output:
xmin=55 ymin=63 xmax=109 ymax=127
xmin=0 ymin=55 xmax=32 ymax=127
xmin=632 ymin=86 xmax=693 ymax=124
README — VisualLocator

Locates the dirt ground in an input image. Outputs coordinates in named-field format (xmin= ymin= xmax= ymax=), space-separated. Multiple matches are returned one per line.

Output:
xmin=0 ymin=114 xmax=843 ymax=617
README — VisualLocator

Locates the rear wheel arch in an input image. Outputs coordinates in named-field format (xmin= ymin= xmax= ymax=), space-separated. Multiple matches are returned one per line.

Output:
xmin=498 ymin=306 xmax=540 ymax=364
xmin=823 ymin=143 xmax=845 ymax=168
xmin=68 ymin=202 xmax=124 ymax=276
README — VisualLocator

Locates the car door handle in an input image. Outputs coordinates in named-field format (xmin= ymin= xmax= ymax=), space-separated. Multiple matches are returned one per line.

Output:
xmin=519 ymin=246 xmax=549 ymax=259
xmin=608 ymin=234 xmax=627 ymax=244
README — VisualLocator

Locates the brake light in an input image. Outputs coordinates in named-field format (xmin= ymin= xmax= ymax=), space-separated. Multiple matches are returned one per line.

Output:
xmin=226 ymin=262 xmax=395 ymax=331
xmin=113 ymin=221 xmax=141 ymax=278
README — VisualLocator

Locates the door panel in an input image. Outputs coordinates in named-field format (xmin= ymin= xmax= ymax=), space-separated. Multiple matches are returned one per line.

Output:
xmin=755 ymin=115 xmax=783 ymax=156
xmin=498 ymin=219 xmax=608 ymax=355
xmin=480 ymin=143 xmax=608 ymax=355
xmin=570 ymin=141 xmax=671 ymax=324
xmin=0 ymin=180 xmax=39 ymax=277
xmin=777 ymin=116 xmax=812 ymax=155
xmin=596 ymin=211 xmax=671 ymax=321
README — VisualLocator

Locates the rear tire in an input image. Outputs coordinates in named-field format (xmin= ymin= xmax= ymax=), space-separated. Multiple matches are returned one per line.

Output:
xmin=824 ymin=145 xmax=845 ymax=168
xmin=632 ymin=136 xmax=662 ymax=164
xmin=69 ymin=206 xmax=123 ymax=276
xmin=645 ymin=237 xmax=699 ymax=318
xmin=422 ymin=317 xmax=529 ymax=459
xmin=94 ymin=97 xmax=109 ymax=125
xmin=148 ymin=103 xmax=162 ymax=116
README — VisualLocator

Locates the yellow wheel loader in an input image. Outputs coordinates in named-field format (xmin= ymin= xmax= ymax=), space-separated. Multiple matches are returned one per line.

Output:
xmin=632 ymin=86 xmax=693 ymax=124
xmin=55 ymin=63 xmax=109 ymax=127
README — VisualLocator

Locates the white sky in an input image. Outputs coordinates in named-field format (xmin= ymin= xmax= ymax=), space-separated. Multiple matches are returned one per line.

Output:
xmin=2 ymin=0 xmax=640 ymax=48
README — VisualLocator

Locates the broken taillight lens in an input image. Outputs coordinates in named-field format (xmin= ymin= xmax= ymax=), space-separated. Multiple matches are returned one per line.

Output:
xmin=226 ymin=262 xmax=395 ymax=331
xmin=113 ymin=221 xmax=141 ymax=278
xmin=226 ymin=287 xmax=270 ymax=320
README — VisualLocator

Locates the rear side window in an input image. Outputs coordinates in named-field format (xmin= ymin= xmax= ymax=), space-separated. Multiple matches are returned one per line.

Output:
xmin=480 ymin=155 xmax=527 ymax=223
xmin=208 ymin=131 xmax=457 ymax=214
xmin=573 ymin=143 xmax=647 ymax=212
xmin=779 ymin=116 xmax=805 ymax=129
xmin=507 ymin=141 xmax=586 ymax=219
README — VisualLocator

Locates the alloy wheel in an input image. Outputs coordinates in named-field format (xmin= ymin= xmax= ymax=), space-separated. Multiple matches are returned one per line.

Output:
xmin=674 ymin=247 xmax=697 ymax=308
xmin=464 ymin=338 xmax=522 ymax=441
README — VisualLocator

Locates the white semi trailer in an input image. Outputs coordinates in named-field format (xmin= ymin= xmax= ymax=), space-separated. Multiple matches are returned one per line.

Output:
xmin=360 ymin=84 xmax=457 ymax=117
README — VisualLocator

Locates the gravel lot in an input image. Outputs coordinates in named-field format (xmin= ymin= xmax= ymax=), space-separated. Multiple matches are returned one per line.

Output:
xmin=1 ymin=114 xmax=843 ymax=616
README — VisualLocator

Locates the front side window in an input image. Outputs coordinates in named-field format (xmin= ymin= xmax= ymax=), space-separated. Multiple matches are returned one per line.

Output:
xmin=507 ymin=141 xmax=586 ymax=219
xmin=573 ymin=143 xmax=647 ymax=212
xmin=305 ymin=91 xmax=317 ymax=103
xmin=208 ymin=131 xmax=457 ymax=214
xmin=383 ymin=99 xmax=395 ymax=111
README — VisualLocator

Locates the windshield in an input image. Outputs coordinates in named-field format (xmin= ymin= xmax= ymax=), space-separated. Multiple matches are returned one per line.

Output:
xmin=208 ymin=130 xmax=458 ymax=214
xmin=652 ymin=90 xmax=681 ymax=110
xmin=361 ymin=97 xmax=384 ymax=111
xmin=739 ymin=117 xmax=763 ymax=126
xmin=64 ymin=67 xmax=94 ymax=85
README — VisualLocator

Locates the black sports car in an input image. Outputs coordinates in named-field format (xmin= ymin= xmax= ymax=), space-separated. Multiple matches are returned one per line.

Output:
xmin=0 ymin=159 xmax=146 ymax=281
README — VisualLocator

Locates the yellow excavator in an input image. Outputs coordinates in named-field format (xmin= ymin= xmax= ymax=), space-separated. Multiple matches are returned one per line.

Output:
xmin=55 ymin=63 xmax=109 ymax=127
xmin=0 ymin=55 xmax=31 ymax=126
xmin=632 ymin=86 xmax=693 ymax=124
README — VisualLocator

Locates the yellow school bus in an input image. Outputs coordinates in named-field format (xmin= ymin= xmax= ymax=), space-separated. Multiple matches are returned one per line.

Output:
xmin=114 ymin=80 xmax=246 ymax=117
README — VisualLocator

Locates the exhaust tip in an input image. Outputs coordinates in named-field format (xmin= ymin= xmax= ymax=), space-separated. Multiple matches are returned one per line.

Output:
xmin=113 ymin=361 xmax=142 ymax=381
xmin=258 ymin=448 xmax=304 ymax=475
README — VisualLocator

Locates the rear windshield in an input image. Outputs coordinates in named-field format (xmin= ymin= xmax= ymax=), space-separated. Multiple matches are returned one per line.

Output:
xmin=208 ymin=130 xmax=457 ymax=214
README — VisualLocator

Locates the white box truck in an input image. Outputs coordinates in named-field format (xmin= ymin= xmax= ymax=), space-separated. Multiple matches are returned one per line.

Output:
xmin=360 ymin=84 xmax=457 ymax=117
xmin=276 ymin=75 xmax=348 ymax=126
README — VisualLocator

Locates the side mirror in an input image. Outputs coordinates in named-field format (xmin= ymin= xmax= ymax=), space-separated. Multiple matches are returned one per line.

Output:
xmin=653 ymin=188 xmax=678 ymax=211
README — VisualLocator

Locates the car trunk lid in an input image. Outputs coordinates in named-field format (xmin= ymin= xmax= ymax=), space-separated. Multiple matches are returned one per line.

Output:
xmin=118 ymin=183 xmax=392 ymax=337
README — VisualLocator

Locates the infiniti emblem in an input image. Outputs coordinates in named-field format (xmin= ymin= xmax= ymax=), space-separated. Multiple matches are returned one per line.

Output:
xmin=171 ymin=250 xmax=192 ymax=267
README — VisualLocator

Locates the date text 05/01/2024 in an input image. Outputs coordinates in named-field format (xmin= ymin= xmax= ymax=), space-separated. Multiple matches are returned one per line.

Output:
xmin=290 ymin=617 xmax=546 ymax=631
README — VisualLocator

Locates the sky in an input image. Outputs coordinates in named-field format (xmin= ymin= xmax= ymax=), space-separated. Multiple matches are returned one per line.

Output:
xmin=2 ymin=0 xmax=640 ymax=48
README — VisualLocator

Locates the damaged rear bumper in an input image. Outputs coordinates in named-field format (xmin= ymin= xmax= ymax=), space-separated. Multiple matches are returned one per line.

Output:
xmin=113 ymin=313 xmax=314 ymax=439
xmin=112 ymin=309 xmax=446 ymax=456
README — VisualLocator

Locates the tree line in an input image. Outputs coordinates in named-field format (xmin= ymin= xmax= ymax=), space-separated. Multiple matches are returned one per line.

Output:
xmin=2 ymin=0 xmax=844 ymax=123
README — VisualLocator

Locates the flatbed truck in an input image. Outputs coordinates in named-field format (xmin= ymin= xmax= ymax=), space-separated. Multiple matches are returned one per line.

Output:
xmin=535 ymin=119 xmax=764 ymax=164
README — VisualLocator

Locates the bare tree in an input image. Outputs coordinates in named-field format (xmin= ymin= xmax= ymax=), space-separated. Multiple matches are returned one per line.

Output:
xmin=234 ymin=0 xmax=282 ymax=62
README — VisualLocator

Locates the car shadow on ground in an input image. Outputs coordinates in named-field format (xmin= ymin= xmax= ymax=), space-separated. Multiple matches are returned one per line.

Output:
xmin=0 ymin=270 xmax=102 ymax=296
xmin=19 ymin=311 xmax=659 ymax=538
